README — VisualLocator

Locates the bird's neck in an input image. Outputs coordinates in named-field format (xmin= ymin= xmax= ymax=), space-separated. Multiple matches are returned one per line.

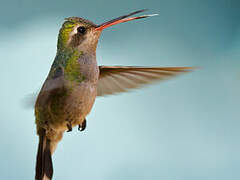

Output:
xmin=54 ymin=48 xmax=83 ymax=67
xmin=55 ymin=47 xmax=96 ymax=66
xmin=49 ymin=48 xmax=97 ymax=83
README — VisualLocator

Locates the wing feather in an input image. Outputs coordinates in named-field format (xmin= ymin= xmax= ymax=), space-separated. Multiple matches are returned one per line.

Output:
xmin=97 ymin=66 xmax=193 ymax=96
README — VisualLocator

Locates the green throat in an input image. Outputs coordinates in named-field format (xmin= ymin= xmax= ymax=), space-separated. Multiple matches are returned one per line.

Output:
xmin=50 ymin=49 xmax=85 ymax=83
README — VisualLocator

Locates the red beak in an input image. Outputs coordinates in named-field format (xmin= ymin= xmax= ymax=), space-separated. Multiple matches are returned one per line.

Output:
xmin=95 ymin=9 xmax=158 ymax=31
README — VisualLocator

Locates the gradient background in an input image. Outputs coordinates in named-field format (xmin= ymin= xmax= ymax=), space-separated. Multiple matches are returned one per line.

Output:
xmin=0 ymin=0 xmax=240 ymax=179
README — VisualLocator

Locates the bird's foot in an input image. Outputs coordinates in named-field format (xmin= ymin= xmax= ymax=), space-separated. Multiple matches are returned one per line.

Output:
xmin=78 ymin=119 xmax=86 ymax=131
xmin=67 ymin=122 xmax=72 ymax=132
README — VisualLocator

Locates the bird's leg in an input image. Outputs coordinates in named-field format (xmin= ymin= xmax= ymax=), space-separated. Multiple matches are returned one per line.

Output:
xmin=78 ymin=118 xmax=87 ymax=131
xmin=67 ymin=121 xmax=72 ymax=132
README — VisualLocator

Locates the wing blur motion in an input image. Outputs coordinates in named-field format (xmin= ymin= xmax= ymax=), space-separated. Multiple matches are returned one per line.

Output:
xmin=97 ymin=66 xmax=194 ymax=96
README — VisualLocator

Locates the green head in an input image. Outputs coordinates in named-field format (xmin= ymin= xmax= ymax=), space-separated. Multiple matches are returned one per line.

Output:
xmin=57 ymin=9 xmax=158 ymax=53
xmin=57 ymin=17 xmax=100 ymax=53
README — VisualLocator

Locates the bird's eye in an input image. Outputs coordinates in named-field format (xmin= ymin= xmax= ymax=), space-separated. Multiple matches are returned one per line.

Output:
xmin=77 ymin=26 xmax=86 ymax=34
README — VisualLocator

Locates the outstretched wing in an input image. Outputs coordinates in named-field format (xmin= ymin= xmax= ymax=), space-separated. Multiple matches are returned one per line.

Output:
xmin=97 ymin=66 xmax=193 ymax=96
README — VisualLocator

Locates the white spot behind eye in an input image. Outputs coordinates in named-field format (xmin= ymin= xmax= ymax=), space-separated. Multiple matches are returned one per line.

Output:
xmin=73 ymin=26 xmax=79 ymax=34
xmin=67 ymin=26 xmax=80 ymax=44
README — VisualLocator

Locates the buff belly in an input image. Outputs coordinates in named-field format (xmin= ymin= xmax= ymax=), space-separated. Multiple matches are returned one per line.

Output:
xmin=45 ymin=82 xmax=97 ymax=133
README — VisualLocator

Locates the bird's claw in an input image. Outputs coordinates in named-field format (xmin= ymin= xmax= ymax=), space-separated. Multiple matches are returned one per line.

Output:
xmin=67 ymin=122 xmax=72 ymax=132
xmin=78 ymin=119 xmax=86 ymax=131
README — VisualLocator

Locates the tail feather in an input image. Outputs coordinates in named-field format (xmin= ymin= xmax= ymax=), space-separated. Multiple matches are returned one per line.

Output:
xmin=43 ymin=139 xmax=53 ymax=179
xmin=35 ymin=134 xmax=44 ymax=180
xmin=35 ymin=131 xmax=53 ymax=180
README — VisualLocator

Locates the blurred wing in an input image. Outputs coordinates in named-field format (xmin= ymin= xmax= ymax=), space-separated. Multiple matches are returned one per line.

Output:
xmin=21 ymin=92 xmax=39 ymax=109
xmin=22 ymin=67 xmax=64 ymax=109
xmin=97 ymin=66 xmax=193 ymax=96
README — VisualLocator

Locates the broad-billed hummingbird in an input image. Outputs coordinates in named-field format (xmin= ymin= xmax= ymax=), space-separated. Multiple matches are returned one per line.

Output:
xmin=35 ymin=9 xmax=193 ymax=180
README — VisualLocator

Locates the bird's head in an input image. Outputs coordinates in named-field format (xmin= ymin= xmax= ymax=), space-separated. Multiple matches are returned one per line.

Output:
xmin=57 ymin=9 xmax=158 ymax=54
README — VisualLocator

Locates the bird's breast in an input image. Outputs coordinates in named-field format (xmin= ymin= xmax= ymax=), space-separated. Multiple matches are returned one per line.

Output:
xmin=35 ymin=52 xmax=99 ymax=132
xmin=64 ymin=81 xmax=97 ymax=126
xmin=77 ymin=54 xmax=99 ymax=83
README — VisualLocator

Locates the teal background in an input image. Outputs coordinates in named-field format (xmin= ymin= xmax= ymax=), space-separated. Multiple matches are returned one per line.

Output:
xmin=0 ymin=0 xmax=240 ymax=179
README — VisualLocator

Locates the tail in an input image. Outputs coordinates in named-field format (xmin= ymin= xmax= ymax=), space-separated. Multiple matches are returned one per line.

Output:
xmin=35 ymin=130 xmax=53 ymax=180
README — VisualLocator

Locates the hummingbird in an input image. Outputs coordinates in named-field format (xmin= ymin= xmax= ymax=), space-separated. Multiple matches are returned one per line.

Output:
xmin=34 ymin=9 xmax=193 ymax=180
